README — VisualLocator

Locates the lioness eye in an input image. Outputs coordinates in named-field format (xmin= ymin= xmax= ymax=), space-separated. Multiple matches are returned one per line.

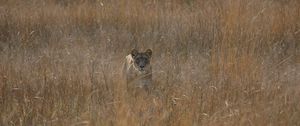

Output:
xmin=143 ymin=58 xmax=148 ymax=63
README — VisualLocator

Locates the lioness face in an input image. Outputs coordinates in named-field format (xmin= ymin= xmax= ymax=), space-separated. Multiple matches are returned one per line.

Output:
xmin=131 ymin=49 xmax=152 ymax=71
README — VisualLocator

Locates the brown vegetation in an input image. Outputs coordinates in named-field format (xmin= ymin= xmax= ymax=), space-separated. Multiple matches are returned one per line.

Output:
xmin=0 ymin=0 xmax=299 ymax=125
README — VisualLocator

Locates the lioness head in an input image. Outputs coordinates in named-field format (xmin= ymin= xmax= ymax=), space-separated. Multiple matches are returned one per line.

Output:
xmin=131 ymin=49 xmax=152 ymax=71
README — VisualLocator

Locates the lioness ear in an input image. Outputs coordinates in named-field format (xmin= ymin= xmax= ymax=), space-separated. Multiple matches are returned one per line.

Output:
xmin=131 ymin=49 xmax=138 ymax=57
xmin=145 ymin=49 xmax=152 ymax=57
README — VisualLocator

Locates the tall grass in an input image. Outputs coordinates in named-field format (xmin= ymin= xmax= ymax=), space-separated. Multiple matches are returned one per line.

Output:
xmin=0 ymin=0 xmax=299 ymax=125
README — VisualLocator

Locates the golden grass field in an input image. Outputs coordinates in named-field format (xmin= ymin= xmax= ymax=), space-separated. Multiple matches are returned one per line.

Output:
xmin=0 ymin=0 xmax=299 ymax=125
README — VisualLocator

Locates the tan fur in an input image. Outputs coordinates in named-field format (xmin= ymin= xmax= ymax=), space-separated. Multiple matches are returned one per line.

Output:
xmin=123 ymin=53 xmax=152 ymax=92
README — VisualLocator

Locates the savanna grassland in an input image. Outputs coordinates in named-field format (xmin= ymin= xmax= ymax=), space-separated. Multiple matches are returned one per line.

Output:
xmin=0 ymin=0 xmax=299 ymax=125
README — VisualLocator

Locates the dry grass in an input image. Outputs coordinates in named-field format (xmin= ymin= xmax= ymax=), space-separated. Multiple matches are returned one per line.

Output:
xmin=0 ymin=0 xmax=300 ymax=125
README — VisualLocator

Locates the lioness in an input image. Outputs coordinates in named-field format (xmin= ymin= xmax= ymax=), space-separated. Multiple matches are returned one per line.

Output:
xmin=123 ymin=49 xmax=152 ymax=93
